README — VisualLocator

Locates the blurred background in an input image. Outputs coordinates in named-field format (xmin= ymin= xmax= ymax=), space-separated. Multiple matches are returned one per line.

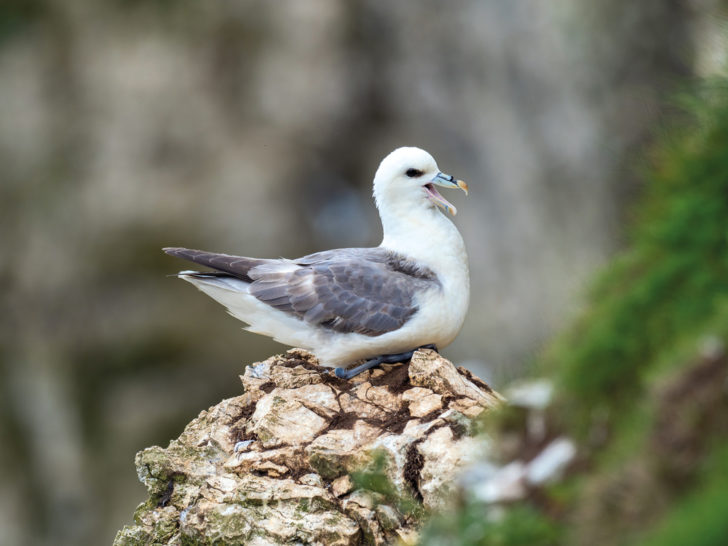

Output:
xmin=1 ymin=0 xmax=726 ymax=544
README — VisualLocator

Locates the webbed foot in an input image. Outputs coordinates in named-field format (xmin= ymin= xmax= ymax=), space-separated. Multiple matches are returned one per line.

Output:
xmin=334 ymin=344 xmax=438 ymax=380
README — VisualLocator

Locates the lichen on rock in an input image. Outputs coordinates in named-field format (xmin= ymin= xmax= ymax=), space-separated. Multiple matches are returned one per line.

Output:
xmin=114 ymin=348 xmax=501 ymax=545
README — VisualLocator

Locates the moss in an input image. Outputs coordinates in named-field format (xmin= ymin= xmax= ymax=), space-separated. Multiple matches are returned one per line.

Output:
xmin=151 ymin=515 xmax=180 ymax=543
xmin=132 ymin=501 xmax=154 ymax=525
xmin=135 ymin=446 xmax=176 ymax=494
xmin=255 ymin=430 xmax=274 ymax=445
xmin=350 ymin=450 xmax=426 ymax=520
xmin=306 ymin=450 xmax=347 ymax=481
xmin=635 ymin=443 xmax=728 ymax=546
xmin=115 ymin=506 xmax=180 ymax=545
xmin=420 ymin=504 xmax=561 ymax=546
xmin=297 ymin=497 xmax=311 ymax=514
xmin=113 ymin=525 xmax=153 ymax=546
xmin=190 ymin=504 xmax=251 ymax=545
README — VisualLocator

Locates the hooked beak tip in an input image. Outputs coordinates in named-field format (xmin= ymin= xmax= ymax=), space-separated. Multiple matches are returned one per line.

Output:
xmin=456 ymin=179 xmax=469 ymax=195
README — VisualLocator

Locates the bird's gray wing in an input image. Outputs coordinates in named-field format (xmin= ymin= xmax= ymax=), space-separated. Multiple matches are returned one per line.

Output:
xmin=248 ymin=248 xmax=440 ymax=337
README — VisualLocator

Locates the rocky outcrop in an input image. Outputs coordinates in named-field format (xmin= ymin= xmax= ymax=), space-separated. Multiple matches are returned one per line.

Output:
xmin=114 ymin=348 xmax=501 ymax=545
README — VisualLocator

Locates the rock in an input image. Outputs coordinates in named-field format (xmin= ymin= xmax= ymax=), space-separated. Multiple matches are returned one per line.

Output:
xmin=410 ymin=349 xmax=504 ymax=407
xmin=417 ymin=425 xmax=484 ymax=510
xmin=114 ymin=348 xmax=500 ymax=545
xmin=403 ymin=387 xmax=443 ymax=417
xmin=332 ymin=474 xmax=354 ymax=497
xmin=249 ymin=392 xmax=330 ymax=447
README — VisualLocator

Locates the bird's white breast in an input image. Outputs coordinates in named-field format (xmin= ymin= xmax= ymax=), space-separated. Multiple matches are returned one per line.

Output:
xmin=380 ymin=206 xmax=470 ymax=349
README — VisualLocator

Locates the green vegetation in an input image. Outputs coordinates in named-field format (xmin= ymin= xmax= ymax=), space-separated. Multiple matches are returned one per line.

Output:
xmin=638 ymin=443 xmax=728 ymax=546
xmin=553 ymin=81 xmax=728 ymax=420
xmin=350 ymin=450 xmax=426 ymax=521
xmin=420 ymin=79 xmax=728 ymax=545
xmin=421 ymin=505 xmax=561 ymax=546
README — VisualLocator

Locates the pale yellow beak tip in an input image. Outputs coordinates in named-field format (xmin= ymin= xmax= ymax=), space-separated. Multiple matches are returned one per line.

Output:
xmin=457 ymin=180 xmax=469 ymax=195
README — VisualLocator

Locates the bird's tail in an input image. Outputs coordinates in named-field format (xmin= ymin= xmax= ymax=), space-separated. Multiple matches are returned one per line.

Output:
xmin=163 ymin=247 xmax=265 ymax=282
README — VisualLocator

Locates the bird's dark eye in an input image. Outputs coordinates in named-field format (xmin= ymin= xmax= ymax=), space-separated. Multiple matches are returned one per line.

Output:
xmin=406 ymin=168 xmax=423 ymax=178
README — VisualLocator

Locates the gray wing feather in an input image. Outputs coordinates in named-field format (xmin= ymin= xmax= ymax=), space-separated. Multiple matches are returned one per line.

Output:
xmin=163 ymin=247 xmax=265 ymax=282
xmin=248 ymin=248 xmax=439 ymax=337
xmin=164 ymin=246 xmax=439 ymax=337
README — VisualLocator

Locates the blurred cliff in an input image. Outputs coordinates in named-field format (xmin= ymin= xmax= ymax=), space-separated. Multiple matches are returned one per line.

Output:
xmin=0 ymin=0 xmax=723 ymax=544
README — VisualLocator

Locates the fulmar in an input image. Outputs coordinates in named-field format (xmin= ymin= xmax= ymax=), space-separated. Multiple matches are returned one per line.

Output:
xmin=164 ymin=147 xmax=470 ymax=379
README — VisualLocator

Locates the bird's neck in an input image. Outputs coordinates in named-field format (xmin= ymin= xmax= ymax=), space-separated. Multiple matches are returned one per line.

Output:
xmin=378 ymin=200 xmax=467 ymax=273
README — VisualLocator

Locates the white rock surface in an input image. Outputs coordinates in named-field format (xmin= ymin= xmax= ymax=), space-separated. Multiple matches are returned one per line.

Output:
xmin=114 ymin=348 xmax=500 ymax=545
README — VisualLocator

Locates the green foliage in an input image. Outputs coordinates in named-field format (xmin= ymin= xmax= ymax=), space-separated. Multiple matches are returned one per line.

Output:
xmin=420 ymin=504 xmax=561 ymax=546
xmin=350 ymin=450 xmax=425 ymax=520
xmin=636 ymin=443 xmax=728 ymax=546
xmin=550 ymin=80 xmax=728 ymax=423
xmin=420 ymin=78 xmax=728 ymax=545
xmin=545 ymin=79 xmax=728 ymax=543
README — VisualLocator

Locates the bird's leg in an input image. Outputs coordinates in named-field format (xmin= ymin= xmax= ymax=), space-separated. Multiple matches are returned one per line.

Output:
xmin=334 ymin=344 xmax=438 ymax=380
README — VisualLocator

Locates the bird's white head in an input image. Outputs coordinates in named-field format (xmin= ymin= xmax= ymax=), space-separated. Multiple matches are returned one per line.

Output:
xmin=373 ymin=147 xmax=468 ymax=217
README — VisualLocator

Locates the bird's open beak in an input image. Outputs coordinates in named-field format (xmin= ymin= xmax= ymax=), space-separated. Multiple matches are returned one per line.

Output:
xmin=424 ymin=172 xmax=469 ymax=216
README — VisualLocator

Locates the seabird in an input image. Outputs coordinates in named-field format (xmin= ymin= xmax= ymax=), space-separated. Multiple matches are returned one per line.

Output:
xmin=164 ymin=147 xmax=470 ymax=379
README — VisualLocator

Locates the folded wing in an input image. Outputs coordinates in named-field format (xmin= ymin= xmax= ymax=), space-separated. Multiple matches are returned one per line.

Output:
xmin=165 ymin=247 xmax=439 ymax=337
